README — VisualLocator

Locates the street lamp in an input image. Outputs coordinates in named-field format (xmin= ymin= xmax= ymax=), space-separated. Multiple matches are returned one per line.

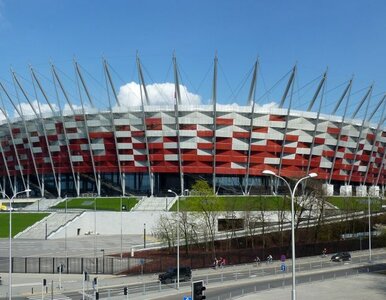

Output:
xmin=167 ymin=189 xmax=180 ymax=290
xmin=5 ymin=188 xmax=31 ymax=300
xmin=262 ymin=170 xmax=317 ymax=300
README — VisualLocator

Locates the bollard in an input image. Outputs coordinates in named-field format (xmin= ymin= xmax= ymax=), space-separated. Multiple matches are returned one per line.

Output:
xmin=268 ymin=283 xmax=271 ymax=289
xmin=345 ymin=271 xmax=348 ymax=277
xmin=334 ymin=273 xmax=336 ymax=279
xmin=235 ymin=273 xmax=238 ymax=280
xmin=309 ymin=276 xmax=311 ymax=283
xmin=143 ymin=283 xmax=145 ymax=295
xmin=221 ymin=273 xmax=223 ymax=282
xmin=254 ymin=285 xmax=257 ymax=292
xmin=159 ymin=280 xmax=162 ymax=291
xmin=32 ymin=288 xmax=34 ymax=294
xmin=322 ymin=275 xmax=324 ymax=281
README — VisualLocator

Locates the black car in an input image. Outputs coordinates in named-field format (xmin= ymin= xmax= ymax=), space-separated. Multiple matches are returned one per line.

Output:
xmin=331 ymin=252 xmax=351 ymax=262
xmin=158 ymin=267 xmax=192 ymax=284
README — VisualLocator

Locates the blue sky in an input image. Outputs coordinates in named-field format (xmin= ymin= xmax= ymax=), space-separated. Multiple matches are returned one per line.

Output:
xmin=0 ymin=0 xmax=386 ymax=120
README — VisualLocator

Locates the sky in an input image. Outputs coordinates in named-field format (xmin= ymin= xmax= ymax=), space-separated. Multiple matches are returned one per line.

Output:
xmin=0 ymin=0 xmax=386 ymax=121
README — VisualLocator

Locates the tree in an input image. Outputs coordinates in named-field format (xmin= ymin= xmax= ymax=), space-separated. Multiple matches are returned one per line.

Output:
xmin=154 ymin=214 xmax=176 ymax=252
xmin=191 ymin=179 xmax=218 ymax=256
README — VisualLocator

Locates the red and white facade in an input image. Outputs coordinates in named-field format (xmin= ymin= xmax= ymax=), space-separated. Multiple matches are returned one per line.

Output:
xmin=0 ymin=103 xmax=385 ymax=197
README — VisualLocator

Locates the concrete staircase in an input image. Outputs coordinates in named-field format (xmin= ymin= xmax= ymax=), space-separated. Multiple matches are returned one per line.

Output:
xmin=15 ymin=211 xmax=83 ymax=239
xmin=132 ymin=196 xmax=176 ymax=211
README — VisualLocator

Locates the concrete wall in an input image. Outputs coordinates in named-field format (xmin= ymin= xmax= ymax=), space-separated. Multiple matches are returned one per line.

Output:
xmin=51 ymin=211 xmax=169 ymax=238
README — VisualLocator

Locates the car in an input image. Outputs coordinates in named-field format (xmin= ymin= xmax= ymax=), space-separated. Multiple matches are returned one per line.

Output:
xmin=158 ymin=267 xmax=192 ymax=284
xmin=331 ymin=252 xmax=351 ymax=262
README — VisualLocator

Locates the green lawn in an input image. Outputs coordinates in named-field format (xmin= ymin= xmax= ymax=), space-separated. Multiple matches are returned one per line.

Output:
xmin=170 ymin=195 xmax=290 ymax=211
xmin=54 ymin=197 xmax=138 ymax=211
xmin=327 ymin=196 xmax=385 ymax=211
xmin=0 ymin=213 xmax=49 ymax=237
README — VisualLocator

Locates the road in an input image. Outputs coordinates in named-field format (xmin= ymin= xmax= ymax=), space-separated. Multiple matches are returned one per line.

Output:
xmin=1 ymin=249 xmax=385 ymax=299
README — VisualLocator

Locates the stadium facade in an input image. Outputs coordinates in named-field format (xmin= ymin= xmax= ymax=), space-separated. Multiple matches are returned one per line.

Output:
xmin=0 ymin=58 xmax=385 ymax=198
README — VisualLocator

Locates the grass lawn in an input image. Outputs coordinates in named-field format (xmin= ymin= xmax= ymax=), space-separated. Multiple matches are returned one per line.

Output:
xmin=54 ymin=197 xmax=138 ymax=211
xmin=0 ymin=213 xmax=49 ymax=237
xmin=170 ymin=195 xmax=291 ymax=211
xmin=327 ymin=196 xmax=385 ymax=211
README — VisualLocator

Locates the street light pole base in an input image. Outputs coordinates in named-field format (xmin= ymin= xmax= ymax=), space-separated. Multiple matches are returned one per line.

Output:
xmin=292 ymin=288 xmax=296 ymax=300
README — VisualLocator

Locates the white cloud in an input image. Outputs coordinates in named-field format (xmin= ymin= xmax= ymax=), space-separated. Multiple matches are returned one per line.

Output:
xmin=117 ymin=82 xmax=201 ymax=107
xmin=16 ymin=100 xmax=57 ymax=117
xmin=63 ymin=103 xmax=85 ymax=113
xmin=256 ymin=101 xmax=278 ymax=109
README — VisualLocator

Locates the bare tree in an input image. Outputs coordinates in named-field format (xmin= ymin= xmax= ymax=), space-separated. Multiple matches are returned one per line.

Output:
xmin=154 ymin=214 xmax=176 ymax=252
xmin=191 ymin=179 xmax=218 ymax=256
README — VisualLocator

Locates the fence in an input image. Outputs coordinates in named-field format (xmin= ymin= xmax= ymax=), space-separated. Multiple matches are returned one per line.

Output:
xmin=0 ymin=256 xmax=142 ymax=275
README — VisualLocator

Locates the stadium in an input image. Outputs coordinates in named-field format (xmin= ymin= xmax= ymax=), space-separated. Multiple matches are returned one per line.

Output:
xmin=0 ymin=58 xmax=385 ymax=199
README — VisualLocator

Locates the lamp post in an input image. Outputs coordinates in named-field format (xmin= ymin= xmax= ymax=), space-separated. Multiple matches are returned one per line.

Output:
xmin=65 ymin=196 xmax=68 ymax=259
xmin=5 ymin=188 xmax=31 ymax=300
xmin=368 ymin=193 xmax=372 ymax=262
xmin=262 ymin=170 xmax=317 ymax=300
xmin=167 ymin=189 xmax=180 ymax=290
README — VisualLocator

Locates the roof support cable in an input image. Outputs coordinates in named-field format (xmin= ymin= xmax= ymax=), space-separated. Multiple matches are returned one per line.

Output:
xmin=0 ymin=90 xmax=18 ymax=194
xmin=331 ymin=78 xmax=353 ymax=115
xmin=244 ymin=59 xmax=259 ymax=195
xmin=73 ymin=59 xmax=100 ymax=196
xmin=307 ymin=70 xmax=327 ymax=112
xmin=173 ymin=53 xmax=184 ymax=194
xmin=29 ymin=67 xmax=60 ymax=196
xmin=102 ymin=58 xmax=124 ymax=195
xmin=212 ymin=53 xmax=218 ymax=194
xmin=347 ymin=89 xmax=376 ymax=186
xmin=50 ymin=63 xmax=79 ymax=196
xmin=328 ymin=81 xmax=356 ymax=184
xmin=136 ymin=54 xmax=153 ymax=195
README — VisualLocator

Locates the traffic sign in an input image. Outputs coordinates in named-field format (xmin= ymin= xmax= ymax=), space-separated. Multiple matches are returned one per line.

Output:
xmin=280 ymin=263 xmax=286 ymax=272
xmin=184 ymin=297 xmax=192 ymax=300
xmin=280 ymin=254 xmax=286 ymax=262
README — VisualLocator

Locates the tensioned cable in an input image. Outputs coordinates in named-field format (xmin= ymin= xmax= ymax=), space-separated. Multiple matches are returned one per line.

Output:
xmin=176 ymin=65 xmax=191 ymax=105
xmin=107 ymin=61 xmax=142 ymax=106
xmin=292 ymin=74 xmax=324 ymax=110
xmin=163 ymin=59 xmax=173 ymax=84
xmin=218 ymin=61 xmax=236 ymax=102
xmin=77 ymin=63 xmax=107 ymax=108
xmin=179 ymin=62 xmax=198 ymax=96
xmin=141 ymin=61 xmax=173 ymax=105
xmin=257 ymin=62 xmax=272 ymax=104
xmin=230 ymin=63 xmax=255 ymax=103
xmin=255 ymin=68 xmax=292 ymax=104
xmin=195 ymin=60 xmax=214 ymax=97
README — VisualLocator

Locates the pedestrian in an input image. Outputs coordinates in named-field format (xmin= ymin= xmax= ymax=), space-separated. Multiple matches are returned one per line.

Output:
xmin=267 ymin=254 xmax=273 ymax=263
xmin=220 ymin=257 xmax=226 ymax=268
xmin=255 ymin=256 xmax=261 ymax=266
xmin=213 ymin=257 xmax=218 ymax=269
xmin=322 ymin=248 xmax=327 ymax=258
